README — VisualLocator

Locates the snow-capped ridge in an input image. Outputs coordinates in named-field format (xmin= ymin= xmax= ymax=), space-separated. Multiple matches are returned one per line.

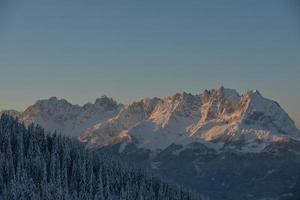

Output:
xmin=79 ymin=87 xmax=300 ymax=152
xmin=19 ymin=96 xmax=123 ymax=136
xmin=2 ymin=88 xmax=299 ymax=153
xmin=247 ymin=89 xmax=262 ymax=96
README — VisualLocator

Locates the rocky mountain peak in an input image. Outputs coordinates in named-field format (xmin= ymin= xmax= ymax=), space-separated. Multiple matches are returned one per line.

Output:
xmin=35 ymin=97 xmax=75 ymax=110
xmin=94 ymin=96 xmax=119 ymax=111
xmin=2 ymin=87 xmax=299 ymax=152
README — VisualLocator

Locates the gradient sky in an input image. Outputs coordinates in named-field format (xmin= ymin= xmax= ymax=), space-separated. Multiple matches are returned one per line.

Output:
xmin=0 ymin=0 xmax=300 ymax=127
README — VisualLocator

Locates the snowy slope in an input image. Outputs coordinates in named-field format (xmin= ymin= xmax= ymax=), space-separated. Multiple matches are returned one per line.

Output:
xmin=19 ymin=96 xmax=123 ymax=136
xmin=79 ymin=87 xmax=300 ymax=152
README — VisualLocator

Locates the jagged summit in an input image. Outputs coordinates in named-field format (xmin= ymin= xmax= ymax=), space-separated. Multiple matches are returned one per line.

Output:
xmin=247 ymin=89 xmax=261 ymax=96
xmin=94 ymin=95 xmax=119 ymax=108
xmin=36 ymin=96 xmax=72 ymax=105
xmin=19 ymin=96 xmax=123 ymax=136
xmin=78 ymin=88 xmax=300 ymax=152
xmin=2 ymin=88 xmax=299 ymax=152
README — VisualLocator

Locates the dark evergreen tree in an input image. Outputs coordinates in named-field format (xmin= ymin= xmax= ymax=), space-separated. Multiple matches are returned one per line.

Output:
xmin=0 ymin=114 xmax=201 ymax=200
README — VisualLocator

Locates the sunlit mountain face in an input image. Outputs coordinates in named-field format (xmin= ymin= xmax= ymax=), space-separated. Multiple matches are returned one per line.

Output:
xmin=2 ymin=87 xmax=300 ymax=200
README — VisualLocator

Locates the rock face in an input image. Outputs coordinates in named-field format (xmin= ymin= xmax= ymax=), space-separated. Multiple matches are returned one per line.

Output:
xmin=79 ymin=87 xmax=300 ymax=152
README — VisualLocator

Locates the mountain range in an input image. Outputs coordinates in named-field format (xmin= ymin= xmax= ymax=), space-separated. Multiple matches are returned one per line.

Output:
xmin=2 ymin=87 xmax=299 ymax=152
xmin=2 ymin=87 xmax=300 ymax=199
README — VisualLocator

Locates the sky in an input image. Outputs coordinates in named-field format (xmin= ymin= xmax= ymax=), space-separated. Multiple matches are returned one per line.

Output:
xmin=0 ymin=0 xmax=300 ymax=127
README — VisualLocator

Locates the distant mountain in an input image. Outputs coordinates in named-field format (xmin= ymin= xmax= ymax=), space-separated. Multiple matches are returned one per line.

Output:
xmin=19 ymin=96 xmax=123 ymax=137
xmin=4 ymin=87 xmax=300 ymax=199
xmin=13 ymin=88 xmax=299 ymax=149
xmin=77 ymin=87 xmax=300 ymax=200
xmin=80 ymin=87 xmax=300 ymax=152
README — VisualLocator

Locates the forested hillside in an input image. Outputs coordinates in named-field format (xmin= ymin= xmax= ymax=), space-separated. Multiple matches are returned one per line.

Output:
xmin=0 ymin=114 xmax=200 ymax=200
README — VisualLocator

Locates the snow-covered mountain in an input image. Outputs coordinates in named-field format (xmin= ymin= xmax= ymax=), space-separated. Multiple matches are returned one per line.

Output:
xmin=78 ymin=87 xmax=300 ymax=200
xmin=5 ymin=87 xmax=299 ymax=152
xmin=79 ymin=87 xmax=300 ymax=152
xmin=2 ymin=87 xmax=300 ymax=200
xmin=19 ymin=96 xmax=123 ymax=136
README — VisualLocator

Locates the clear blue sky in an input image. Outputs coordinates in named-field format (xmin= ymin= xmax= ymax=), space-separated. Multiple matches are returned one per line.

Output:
xmin=0 ymin=0 xmax=300 ymax=127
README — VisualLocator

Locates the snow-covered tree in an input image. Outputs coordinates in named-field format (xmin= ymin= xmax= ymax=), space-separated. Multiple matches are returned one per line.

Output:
xmin=0 ymin=114 xmax=201 ymax=200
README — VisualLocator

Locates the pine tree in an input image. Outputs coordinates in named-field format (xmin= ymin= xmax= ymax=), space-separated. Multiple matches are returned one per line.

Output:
xmin=0 ymin=114 xmax=201 ymax=200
